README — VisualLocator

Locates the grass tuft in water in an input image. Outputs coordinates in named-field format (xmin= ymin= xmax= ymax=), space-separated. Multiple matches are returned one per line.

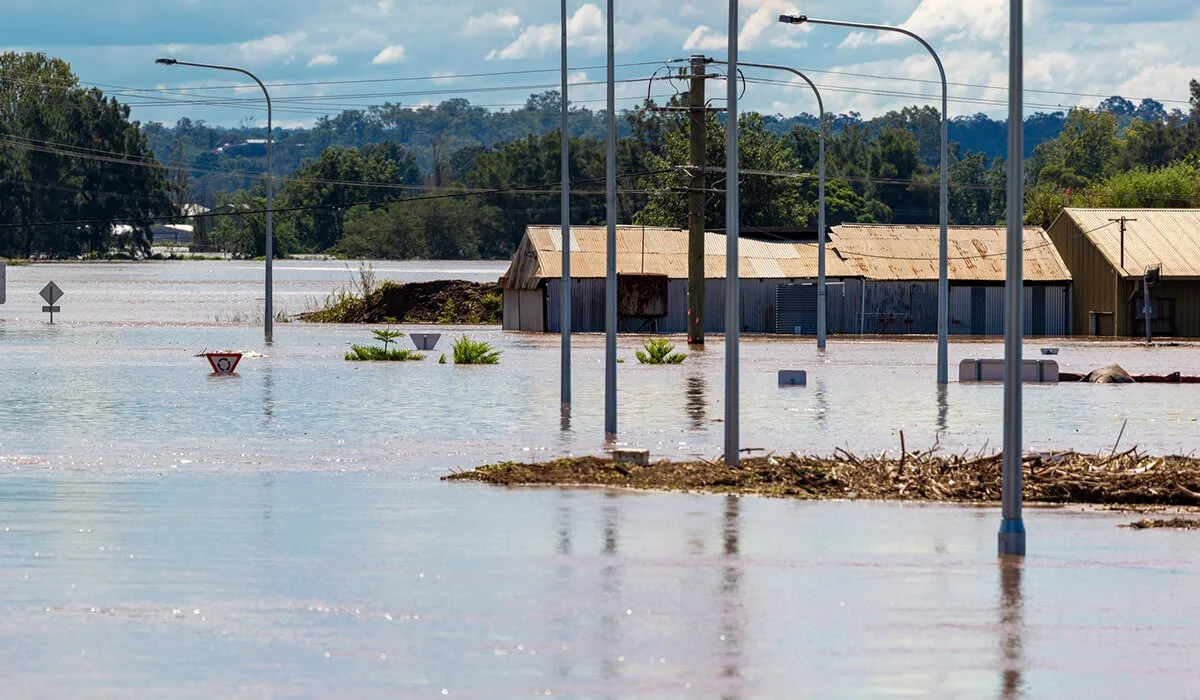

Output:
xmin=452 ymin=336 xmax=501 ymax=365
xmin=635 ymin=338 xmax=686 ymax=365
xmin=345 ymin=345 xmax=424 ymax=362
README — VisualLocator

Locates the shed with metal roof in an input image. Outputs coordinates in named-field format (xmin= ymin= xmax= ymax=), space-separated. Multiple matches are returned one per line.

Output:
xmin=501 ymin=225 xmax=861 ymax=333
xmin=1047 ymin=209 xmax=1200 ymax=337
xmin=830 ymin=223 xmax=1073 ymax=335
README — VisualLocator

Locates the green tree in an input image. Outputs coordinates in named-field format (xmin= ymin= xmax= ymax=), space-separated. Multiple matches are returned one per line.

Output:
xmin=635 ymin=112 xmax=814 ymax=230
xmin=0 ymin=52 xmax=172 ymax=258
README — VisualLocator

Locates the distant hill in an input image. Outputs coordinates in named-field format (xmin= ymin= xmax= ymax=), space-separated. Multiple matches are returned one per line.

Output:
xmin=141 ymin=90 xmax=1175 ymax=206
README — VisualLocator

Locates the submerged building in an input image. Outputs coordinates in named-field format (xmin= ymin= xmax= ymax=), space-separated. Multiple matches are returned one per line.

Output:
xmin=502 ymin=223 xmax=1073 ymax=336
xmin=831 ymin=224 xmax=1073 ymax=336
xmin=1047 ymin=208 xmax=1200 ymax=337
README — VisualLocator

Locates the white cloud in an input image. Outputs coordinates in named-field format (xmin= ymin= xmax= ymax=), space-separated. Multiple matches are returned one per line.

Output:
xmin=330 ymin=29 xmax=389 ymax=51
xmin=486 ymin=4 xmax=605 ymax=60
xmin=237 ymin=32 xmax=307 ymax=63
xmin=307 ymin=52 xmax=337 ymax=67
xmin=682 ymin=0 xmax=801 ymax=52
xmin=462 ymin=10 xmax=522 ymax=37
xmin=841 ymin=0 xmax=1008 ymax=48
xmin=372 ymin=45 xmax=407 ymax=64
xmin=683 ymin=25 xmax=726 ymax=51
xmin=431 ymin=70 xmax=458 ymax=84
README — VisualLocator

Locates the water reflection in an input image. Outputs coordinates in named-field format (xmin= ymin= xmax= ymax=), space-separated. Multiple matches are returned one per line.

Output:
xmin=719 ymin=495 xmax=745 ymax=699
xmin=599 ymin=493 xmax=622 ymax=686
xmin=685 ymin=374 xmax=708 ymax=430
xmin=554 ymin=495 xmax=576 ymax=683
xmin=261 ymin=360 xmax=275 ymax=426
xmin=560 ymin=403 xmax=572 ymax=433
xmin=813 ymin=379 xmax=828 ymax=425
xmin=998 ymin=558 xmax=1025 ymax=699
xmin=936 ymin=384 xmax=949 ymax=439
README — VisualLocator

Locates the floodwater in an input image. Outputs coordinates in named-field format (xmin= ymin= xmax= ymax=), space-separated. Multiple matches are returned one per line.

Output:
xmin=2 ymin=261 xmax=1200 ymax=697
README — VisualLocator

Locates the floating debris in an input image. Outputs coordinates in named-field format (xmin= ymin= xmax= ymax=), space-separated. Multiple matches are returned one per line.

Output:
xmin=445 ymin=448 xmax=1200 ymax=506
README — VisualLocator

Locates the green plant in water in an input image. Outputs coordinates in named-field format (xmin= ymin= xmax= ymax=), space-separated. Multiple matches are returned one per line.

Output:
xmin=372 ymin=327 xmax=404 ymax=352
xmin=345 ymin=345 xmax=424 ymax=362
xmin=635 ymin=337 xmax=687 ymax=364
xmin=345 ymin=324 xmax=420 ymax=361
xmin=452 ymin=335 xmax=501 ymax=365
xmin=439 ymin=353 xmax=447 ymax=364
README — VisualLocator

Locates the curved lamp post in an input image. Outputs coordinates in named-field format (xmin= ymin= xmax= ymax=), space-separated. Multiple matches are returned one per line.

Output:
xmin=156 ymin=58 xmax=274 ymax=343
xmin=713 ymin=59 xmax=827 ymax=349
xmin=560 ymin=0 xmax=572 ymax=411
xmin=779 ymin=14 xmax=949 ymax=383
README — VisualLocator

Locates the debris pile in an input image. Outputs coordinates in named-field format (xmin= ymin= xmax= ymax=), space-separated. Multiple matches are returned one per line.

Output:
xmin=445 ymin=448 xmax=1200 ymax=506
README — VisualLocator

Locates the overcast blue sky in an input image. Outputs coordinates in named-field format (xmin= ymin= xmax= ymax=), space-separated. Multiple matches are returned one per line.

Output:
xmin=3 ymin=0 xmax=1198 ymax=128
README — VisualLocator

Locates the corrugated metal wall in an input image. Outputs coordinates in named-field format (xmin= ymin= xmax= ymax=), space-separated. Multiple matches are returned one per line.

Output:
xmin=503 ymin=289 xmax=546 ymax=332
xmin=539 ymin=278 xmax=864 ymax=333
xmin=526 ymin=278 xmax=1069 ymax=335
xmin=1049 ymin=215 xmax=1117 ymax=335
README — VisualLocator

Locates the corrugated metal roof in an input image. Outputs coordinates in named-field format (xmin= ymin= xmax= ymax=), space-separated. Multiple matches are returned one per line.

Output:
xmin=504 ymin=225 xmax=857 ymax=289
xmin=1061 ymin=208 xmax=1200 ymax=279
xmin=830 ymin=224 xmax=1072 ymax=282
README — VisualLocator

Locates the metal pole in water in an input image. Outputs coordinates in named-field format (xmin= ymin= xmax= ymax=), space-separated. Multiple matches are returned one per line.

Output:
xmin=724 ymin=0 xmax=740 ymax=466
xmin=999 ymin=0 xmax=1027 ymax=557
xmin=604 ymin=0 xmax=618 ymax=439
xmin=560 ymin=0 xmax=573 ymax=410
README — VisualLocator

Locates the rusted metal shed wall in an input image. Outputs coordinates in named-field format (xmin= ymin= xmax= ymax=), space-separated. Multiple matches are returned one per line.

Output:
xmin=542 ymin=277 xmax=865 ymax=334
xmin=1049 ymin=213 xmax=1120 ymax=335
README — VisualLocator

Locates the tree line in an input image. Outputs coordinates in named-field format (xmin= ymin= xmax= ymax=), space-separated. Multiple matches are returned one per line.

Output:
xmin=2 ymin=50 xmax=1199 ymax=261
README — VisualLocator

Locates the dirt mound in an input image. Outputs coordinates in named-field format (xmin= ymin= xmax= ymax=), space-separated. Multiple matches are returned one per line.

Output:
xmin=377 ymin=280 xmax=501 ymax=324
xmin=300 ymin=279 xmax=502 ymax=324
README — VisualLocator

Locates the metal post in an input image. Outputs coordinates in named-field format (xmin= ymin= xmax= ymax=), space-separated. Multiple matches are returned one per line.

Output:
xmin=687 ymin=55 xmax=707 ymax=346
xmin=724 ymin=0 xmax=740 ymax=466
xmin=604 ymin=0 xmax=618 ymax=439
xmin=778 ymin=14 xmax=948 ymax=380
xmin=560 ymin=0 xmax=572 ymax=409
xmin=155 ymin=58 xmax=274 ymax=343
xmin=713 ymin=60 xmax=825 ymax=349
xmin=999 ymin=0 xmax=1026 ymax=557
xmin=1143 ymin=276 xmax=1152 ymax=344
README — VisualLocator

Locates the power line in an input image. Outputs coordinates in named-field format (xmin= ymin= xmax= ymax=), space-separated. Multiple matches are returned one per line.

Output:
xmin=0 ymin=169 xmax=672 ymax=230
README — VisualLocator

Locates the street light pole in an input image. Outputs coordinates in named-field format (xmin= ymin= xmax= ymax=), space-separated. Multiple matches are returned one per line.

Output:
xmin=711 ymin=60 xmax=826 ymax=349
xmin=725 ymin=0 xmax=740 ymax=466
xmin=999 ymin=0 xmax=1027 ymax=558
xmin=156 ymin=57 xmax=274 ymax=343
xmin=604 ymin=0 xmax=618 ymax=439
xmin=560 ymin=0 xmax=573 ymax=411
xmin=779 ymin=14 xmax=948 ymax=382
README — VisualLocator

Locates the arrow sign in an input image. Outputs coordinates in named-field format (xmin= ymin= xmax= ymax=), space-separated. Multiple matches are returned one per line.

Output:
xmin=40 ymin=281 xmax=63 ymax=305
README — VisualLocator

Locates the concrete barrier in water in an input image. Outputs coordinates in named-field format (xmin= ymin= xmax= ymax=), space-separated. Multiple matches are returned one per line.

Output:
xmin=778 ymin=370 xmax=807 ymax=386
xmin=959 ymin=359 xmax=1059 ymax=383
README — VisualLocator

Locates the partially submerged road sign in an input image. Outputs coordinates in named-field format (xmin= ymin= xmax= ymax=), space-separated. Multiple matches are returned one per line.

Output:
xmin=205 ymin=352 xmax=243 ymax=374
xmin=40 ymin=281 xmax=63 ymax=323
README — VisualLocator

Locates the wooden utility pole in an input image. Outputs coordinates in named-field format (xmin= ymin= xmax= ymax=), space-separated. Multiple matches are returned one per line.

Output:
xmin=1109 ymin=216 xmax=1137 ymax=270
xmin=687 ymin=55 xmax=707 ymax=345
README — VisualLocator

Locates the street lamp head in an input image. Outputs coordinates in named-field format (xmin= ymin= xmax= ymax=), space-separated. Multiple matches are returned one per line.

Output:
xmin=155 ymin=58 xmax=178 ymax=66
xmin=778 ymin=14 xmax=808 ymax=24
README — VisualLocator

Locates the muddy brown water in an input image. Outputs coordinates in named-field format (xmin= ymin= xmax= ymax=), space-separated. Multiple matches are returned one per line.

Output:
xmin=2 ymin=260 xmax=1199 ymax=697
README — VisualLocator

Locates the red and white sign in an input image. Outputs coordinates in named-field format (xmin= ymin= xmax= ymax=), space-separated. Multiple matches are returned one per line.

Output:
xmin=205 ymin=352 xmax=243 ymax=374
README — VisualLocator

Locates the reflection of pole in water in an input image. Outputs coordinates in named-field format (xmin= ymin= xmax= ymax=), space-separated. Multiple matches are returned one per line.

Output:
xmin=813 ymin=379 xmax=828 ymax=425
xmin=554 ymin=496 xmax=576 ymax=682
xmin=936 ymin=384 xmax=949 ymax=439
xmin=599 ymin=492 xmax=622 ymax=683
xmin=686 ymin=374 xmax=708 ymax=430
xmin=998 ymin=559 xmax=1025 ymax=699
xmin=560 ymin=403 xmax=572 ymax=434
xmin=719 ymin=495 xmax=745 ymax=697
xmin=261 ymin=359 xmax=275 ymax=425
